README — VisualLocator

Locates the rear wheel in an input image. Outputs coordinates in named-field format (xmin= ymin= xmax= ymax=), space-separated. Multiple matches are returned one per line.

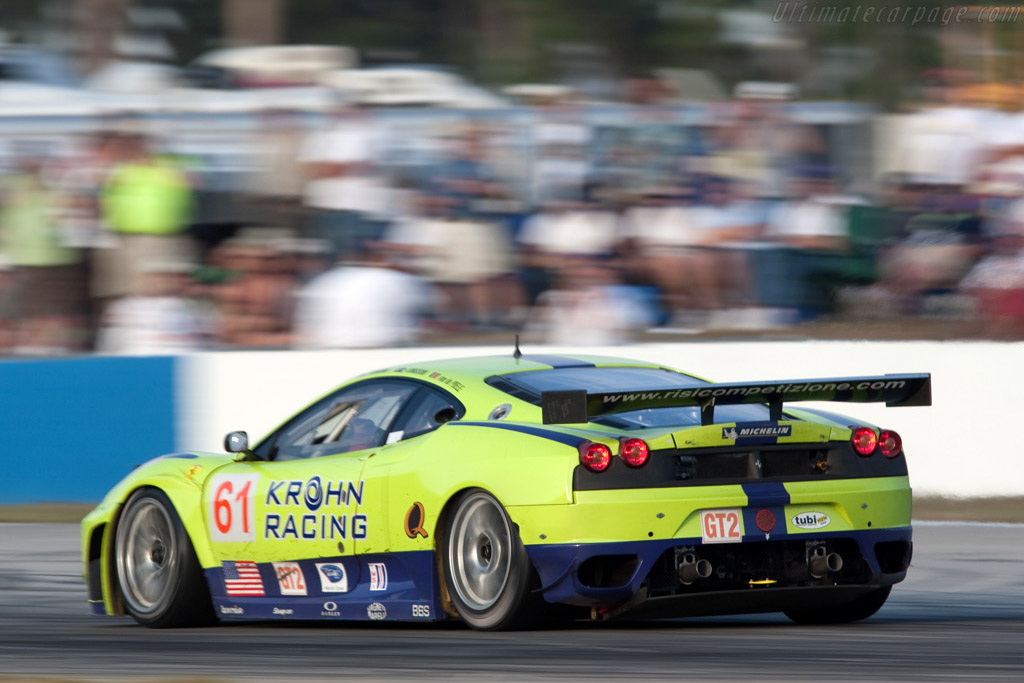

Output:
xmin=442 ymin=489 xmax=543 ymax=630
xmin=784 ymin=586 xmax=892 ymax=625
xmin=115 ymin=488 xmax=214 ymax=628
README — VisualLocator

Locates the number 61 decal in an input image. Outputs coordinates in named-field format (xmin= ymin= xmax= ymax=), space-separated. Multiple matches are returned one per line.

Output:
xmin=208 ymin=473 xmax=260 ymax=542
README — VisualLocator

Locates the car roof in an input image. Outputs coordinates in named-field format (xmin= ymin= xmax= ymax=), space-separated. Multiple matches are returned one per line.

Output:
xmin=369 ymin=353 xmax=666 ymax=386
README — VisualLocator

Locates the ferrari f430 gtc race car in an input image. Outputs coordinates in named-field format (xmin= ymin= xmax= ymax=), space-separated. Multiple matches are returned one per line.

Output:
xmin=83 ymin=353 xmax=930 ymax=630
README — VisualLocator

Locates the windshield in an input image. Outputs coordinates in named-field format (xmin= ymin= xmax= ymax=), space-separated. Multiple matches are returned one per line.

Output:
xmin=489 ymin=366 xmax=776 ymax=429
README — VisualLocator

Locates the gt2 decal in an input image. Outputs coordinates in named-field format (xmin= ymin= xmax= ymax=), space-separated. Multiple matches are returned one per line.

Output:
xmin=404 ymin=502 xmax=428 ymax=539
xmin=700 ymin=509 xmax=743 ymax=544
xmin=273 ymin=562 xmax=307 ymax=596
xmin=209 ymin=474 xmax=260 ymax=542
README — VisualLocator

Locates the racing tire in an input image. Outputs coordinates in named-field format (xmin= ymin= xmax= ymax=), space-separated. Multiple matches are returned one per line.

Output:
xmin=442 ymin=489 xmax=544 ymax=631
xmin=115 ymin=488 xmax=215 ymax=628
xmin=783 ymin=586 xmax=892 ymax=625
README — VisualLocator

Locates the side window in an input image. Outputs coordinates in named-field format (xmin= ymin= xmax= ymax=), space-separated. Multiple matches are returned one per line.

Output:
xmin=391 ymin=387 xmax=464 ymax=442
xmin=264 ymin=381 xmax=419 ymax=461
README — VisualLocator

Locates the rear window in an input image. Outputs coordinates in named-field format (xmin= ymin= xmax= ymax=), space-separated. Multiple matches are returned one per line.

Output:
xmin=491 ymin=366 xmax=704 ymax=396
xmin=488 ymin=366 xmax=772 ymax=429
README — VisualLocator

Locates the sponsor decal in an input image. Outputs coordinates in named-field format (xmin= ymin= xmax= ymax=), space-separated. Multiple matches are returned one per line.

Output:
xmin=700 ymin=509 xmax=743 ymax=544
xmin=412 ymin=604 xmax=431 ymax=618
xmin=367 ymin=602 xmax=387 ymax=621
xmin=209 ymin=474 xmax=260 ymax=542
xmin=321 ymin=601 xmax=340 ymax=617
xmin=722 ymin=425 xmax=792 ymax=439
xmin=369 ymin=562 xmax=388 ymax=591
xmin=223 ymin=561 xmax=265 ymax=597
xmin=601 ymin=379 xmax=909 ymax=404
xmin=792 ymin=512 xmax=831 ymax=530
xmin=272 ymin=607 xmax=294 ymax=616
xmin=404 ymin=502 xmax=428 ymax=539
xmin=272 ymin=561 xmax=307 ymax=596
xmin=316 ymin=562 xmax=349 ymax=593
xmin=219 ymin=605 xmax=244 ymax=615
xmin=263 ymin=478 xmax=368 ymax=541
xmin=184 ymin=465 xmax=202 ymax=481
xmin=391 ymin=367 xmax=465 ymax=391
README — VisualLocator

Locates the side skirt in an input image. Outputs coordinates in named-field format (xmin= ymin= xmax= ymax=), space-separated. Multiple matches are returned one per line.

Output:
xmin=203 ymin=550 xmax=445 ymax=623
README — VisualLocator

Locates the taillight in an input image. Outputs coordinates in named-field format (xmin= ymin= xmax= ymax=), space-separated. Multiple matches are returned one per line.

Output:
xmin=579 ymin=442 xmax=612 ymax=472
xmin=851 ymin=426 xmax=877 ymax=456
xmin=878 ymin=429 xmax=902 ymax=458
xmin=619 ymin=438 xmax=650 ymax=467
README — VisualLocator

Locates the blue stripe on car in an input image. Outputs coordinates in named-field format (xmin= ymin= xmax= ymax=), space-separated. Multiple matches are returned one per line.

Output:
xmin=448 ymin=422 xmax=586 ymax=447
xmin=742 ymin=482 xmax=791 ymax=507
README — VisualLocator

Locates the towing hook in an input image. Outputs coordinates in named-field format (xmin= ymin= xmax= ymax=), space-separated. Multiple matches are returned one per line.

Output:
xmin=678 ymin=555 xmax=713 ymax=585
xmin=808 ymin=548 xmax=844 ymax=579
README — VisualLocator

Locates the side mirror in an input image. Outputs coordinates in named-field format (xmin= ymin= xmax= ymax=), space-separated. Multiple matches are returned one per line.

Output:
xmin=224 ymin=431 xmax=249 ymax=453
xmin=434 ymin=407 xmax=457 ymax=425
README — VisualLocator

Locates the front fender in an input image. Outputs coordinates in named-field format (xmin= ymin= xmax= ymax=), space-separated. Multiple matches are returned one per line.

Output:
xmin=81 ymin=452 xmax=235 ymax=615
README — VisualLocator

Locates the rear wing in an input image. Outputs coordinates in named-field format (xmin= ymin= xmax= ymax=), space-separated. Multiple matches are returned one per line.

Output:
xmin=541 ymin=373 xmax=931 ymax=425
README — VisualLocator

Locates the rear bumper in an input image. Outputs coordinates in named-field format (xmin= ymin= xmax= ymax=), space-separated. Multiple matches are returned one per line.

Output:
xmin=526 ymin=526 xmax=911 ymax=614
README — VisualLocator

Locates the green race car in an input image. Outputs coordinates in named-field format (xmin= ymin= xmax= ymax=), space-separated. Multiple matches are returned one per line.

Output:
xmin=82 ymin=352 xmax=930 ymax=630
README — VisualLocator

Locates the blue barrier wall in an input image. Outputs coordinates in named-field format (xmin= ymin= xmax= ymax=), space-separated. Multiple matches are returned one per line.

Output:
xmin=0 ymin=356 xmax=177 ymax=504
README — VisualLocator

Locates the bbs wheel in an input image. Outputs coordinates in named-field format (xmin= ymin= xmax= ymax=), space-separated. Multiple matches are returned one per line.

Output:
xmin=784 ymin=586 xmax=892 ymax=625
xmin=442 ymin=489 xmax=542 ymax=630
xmin=115 ymin=488 xmax=214 ymax=628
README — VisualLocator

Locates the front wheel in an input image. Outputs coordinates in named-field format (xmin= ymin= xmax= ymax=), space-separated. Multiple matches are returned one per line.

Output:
xmin=115 ymin=488 xmax=214 ymax=628
xmin=442 ymin=489 xmax=543 ymax=630
xmin=784 ymin=586 xmax=892 ymax=625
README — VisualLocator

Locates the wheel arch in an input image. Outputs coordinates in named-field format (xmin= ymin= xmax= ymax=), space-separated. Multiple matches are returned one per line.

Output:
xmin=102 ymin=481 xmax=216 ymax=615
xmin=433 ymin=485 xmax=541 ymax=621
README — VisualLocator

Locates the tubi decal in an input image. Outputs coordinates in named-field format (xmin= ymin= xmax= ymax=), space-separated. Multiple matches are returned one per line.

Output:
xmin=404 ymin=502 xmax=428 ymax=539
xmin=792 ymin=511 xmax=831 ymax=530
xmin=272 ymin=562 xmax=307 ymax=596
xmin=367 ymin=602 xmax=387 ymax=621
xmin=316 ymin=563 xmax=349 ymax=593
xmin=369 ymin=562 xmax=388 ymax=591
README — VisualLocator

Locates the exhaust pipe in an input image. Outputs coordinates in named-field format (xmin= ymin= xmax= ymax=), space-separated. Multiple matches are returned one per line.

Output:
xmin=678 ymin=554 xmax=713 ymax=585
xmin=808 ymin=548 xmax=843 ymax=579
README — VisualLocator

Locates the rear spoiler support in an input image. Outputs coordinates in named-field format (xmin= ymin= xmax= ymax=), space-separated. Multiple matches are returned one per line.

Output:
xmin=542 ymin=373 xmax=931 ymax=425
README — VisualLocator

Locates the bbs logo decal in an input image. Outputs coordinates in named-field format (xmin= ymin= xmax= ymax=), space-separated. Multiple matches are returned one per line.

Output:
xmin=792 ymin=512 xmax=831 ymax=530
xmin=316 ymin=563 xmax=349 ymax=593
xmin=367 ymin=602 xmax=387 ymax=621
xmin=369 ymin=562 xmax=388 ymax=591
xmin=412 ymin=604 xmax=431 ymax=618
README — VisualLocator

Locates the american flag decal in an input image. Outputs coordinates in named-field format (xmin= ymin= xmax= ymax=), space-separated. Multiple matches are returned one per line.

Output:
xmin=223 ymin=561 xmax=265 ymax=597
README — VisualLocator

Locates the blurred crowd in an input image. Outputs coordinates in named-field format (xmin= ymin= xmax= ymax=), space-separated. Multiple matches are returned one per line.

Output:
xmin=4 ymin=84 xmax=1024 ymax=355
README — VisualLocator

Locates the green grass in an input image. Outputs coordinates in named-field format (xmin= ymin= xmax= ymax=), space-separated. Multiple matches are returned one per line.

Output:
xmin=2 ymin=498 xmax=1022 ymax=524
